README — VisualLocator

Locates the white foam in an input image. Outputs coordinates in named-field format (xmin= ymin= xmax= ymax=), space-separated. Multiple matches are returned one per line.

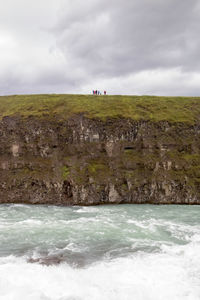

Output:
xmin=17 ymin=219 xmax=43 ymax=226
xmin=0 ymin=240 xmax=200 ymax=300
xmin=1 ymin=205 xmax=200 ymax=299
xmin=76 ymin=207 xmax=99 ymax=213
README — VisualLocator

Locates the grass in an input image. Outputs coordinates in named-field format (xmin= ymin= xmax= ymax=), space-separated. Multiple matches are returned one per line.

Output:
xmin=0 ymin=94 xmax=200 ymax=124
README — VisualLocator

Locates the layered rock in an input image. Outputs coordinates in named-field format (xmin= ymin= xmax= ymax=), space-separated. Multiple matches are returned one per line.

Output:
xmin=0 ymin=113 xmax=200 ymax=205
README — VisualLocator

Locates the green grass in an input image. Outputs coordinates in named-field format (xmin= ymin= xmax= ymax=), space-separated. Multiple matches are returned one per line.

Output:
xmin=1 ymin=94 xmax=200 ymax=124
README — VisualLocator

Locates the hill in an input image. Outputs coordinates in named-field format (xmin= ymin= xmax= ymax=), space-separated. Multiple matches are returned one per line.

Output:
xmin=0 ymin=94 xmax=200 ymax=124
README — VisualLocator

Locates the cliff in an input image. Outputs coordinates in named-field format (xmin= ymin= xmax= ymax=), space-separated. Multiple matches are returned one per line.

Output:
xmin=1 ymin=94 xmax=200 ymax=205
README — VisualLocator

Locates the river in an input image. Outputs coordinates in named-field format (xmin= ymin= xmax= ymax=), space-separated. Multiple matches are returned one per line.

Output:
xmin=0 ymin=204 xmax=200 ymax=300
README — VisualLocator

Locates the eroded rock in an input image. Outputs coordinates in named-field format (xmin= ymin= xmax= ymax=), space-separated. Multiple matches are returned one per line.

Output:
xmin=0 ymin=115 xmax=200 ymax=205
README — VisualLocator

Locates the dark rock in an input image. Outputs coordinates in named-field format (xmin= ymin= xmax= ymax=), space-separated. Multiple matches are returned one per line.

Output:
xmin=0 ymin=115 xmax=200 ymax=205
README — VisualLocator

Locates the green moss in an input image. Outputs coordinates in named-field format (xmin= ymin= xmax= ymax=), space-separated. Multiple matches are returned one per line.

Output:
xmin=62 ymin=166 xmax=70 ymax=180
xmin=186 ymin=166 xmax=200 ymax=178
xmin=168 ymin=169 xmax=185 ymax=180
xmin=87 ymin=160 xmax=112 ymax=182
xmin=121 ymin=183 xmax=129 ymax=191
xmin=167 ymin=152 xmax=200 ymax=167
xmin=182 ymin=154 xmax=200 ymax=165
xmin=88 ymin=162 xmax=108 ymax=174
xmin=69 ymin=164 xmax=88 ymax=185
xmin=11 ymin=165 xmax=52 ymax=181
xmin=124 ymin=149 xmax=134 ymax=154
xmin=67 ymin=158 xmax=112 ymax=186
xmin=1 ymin=94 xmax=200 ymax=124
xmin=122 ymin=150 xmax=143 ymax=161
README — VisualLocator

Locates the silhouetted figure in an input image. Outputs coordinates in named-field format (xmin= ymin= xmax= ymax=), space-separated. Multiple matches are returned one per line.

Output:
xmin=104 ymin=91 xmax=106 ymax=95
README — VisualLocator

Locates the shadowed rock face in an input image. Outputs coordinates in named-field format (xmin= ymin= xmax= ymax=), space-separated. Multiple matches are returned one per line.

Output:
xmin=1 ymin=114 xmax=200 ymax=205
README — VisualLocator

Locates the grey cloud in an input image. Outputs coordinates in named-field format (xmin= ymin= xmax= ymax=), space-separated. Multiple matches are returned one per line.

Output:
xmin=54 ymin=0 xmax=200 ymax=77
xmin=0 ymin=0 xmax=200 ymax=96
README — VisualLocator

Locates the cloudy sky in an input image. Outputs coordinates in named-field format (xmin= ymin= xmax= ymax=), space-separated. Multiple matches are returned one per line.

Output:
xmin=0 ymin=0 xmax=200 ymax=96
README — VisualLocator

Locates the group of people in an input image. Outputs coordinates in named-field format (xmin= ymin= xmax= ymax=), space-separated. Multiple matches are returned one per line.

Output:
xmin=92 ymin=90 xmax=107 ymax=95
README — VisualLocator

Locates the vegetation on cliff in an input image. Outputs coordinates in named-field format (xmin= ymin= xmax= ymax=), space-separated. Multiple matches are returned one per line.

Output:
xmin=1 ymin=94 xmax=200 ymax=205
xmin=0 ymin=94 xmax=200 ymax=124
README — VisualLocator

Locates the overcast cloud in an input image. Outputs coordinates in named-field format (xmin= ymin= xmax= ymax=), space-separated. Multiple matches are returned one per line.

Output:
xmin=0 ymin=0 xmax=200 ymax=96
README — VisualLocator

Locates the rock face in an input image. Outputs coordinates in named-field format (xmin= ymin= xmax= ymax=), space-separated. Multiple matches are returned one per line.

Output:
xmin=1 ymin=114 xmax=200 ymax=205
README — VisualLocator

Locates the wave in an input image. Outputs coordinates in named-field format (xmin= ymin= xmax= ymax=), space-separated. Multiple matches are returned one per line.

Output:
xmin=0 ymin=238 xmax=200 ymax=300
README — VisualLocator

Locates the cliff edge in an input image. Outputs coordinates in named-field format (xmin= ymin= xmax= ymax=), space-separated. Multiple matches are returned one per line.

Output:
xmin=1 ymin=94 xmax=200 ymax=205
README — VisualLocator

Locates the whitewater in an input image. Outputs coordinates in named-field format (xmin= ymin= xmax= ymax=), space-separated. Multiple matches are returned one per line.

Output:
xmin=0 ymin=204 xmax=200 ymax=300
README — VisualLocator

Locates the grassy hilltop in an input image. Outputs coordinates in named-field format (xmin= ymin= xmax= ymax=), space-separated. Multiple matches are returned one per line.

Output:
xmin=0 ymin=94 xmax=200 ymax=124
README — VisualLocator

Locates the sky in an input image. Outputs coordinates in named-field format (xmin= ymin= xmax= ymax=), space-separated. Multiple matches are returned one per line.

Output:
xmin=0 ymin=0 xmax=200 ymax=96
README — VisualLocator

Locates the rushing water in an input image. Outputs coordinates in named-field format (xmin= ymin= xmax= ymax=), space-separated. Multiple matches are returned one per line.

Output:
xmin=0 ymin=204 xmax=200 ymax=300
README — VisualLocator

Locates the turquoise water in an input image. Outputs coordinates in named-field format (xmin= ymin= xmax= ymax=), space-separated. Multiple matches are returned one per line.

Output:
xmin=0 ymin=204 xmax=200 ymax=299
